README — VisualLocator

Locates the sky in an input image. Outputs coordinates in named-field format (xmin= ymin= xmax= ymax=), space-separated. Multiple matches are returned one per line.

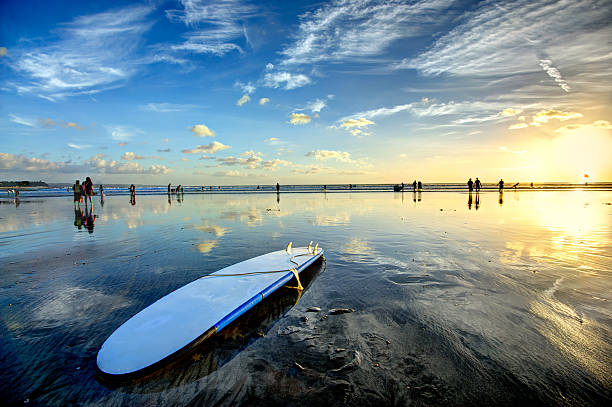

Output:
xmin=1 ymin=0 xmax=611 ymax=185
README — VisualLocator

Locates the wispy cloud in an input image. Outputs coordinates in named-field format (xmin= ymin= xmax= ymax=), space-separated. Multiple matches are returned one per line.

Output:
xmin=400 ymin=0 xmax=611 ymax=92
xmin=539 ymin=59 xmax=570 ymax=92
xmin=68 ymin=143 xmax=92 ymax=150
xmin=10 ymin=5 xmax=153 ymax=99
xmin=108 ymin=125 xmax=141 ymax=141
xmin=9 ymin=114 xmax=36 ymax=127
xmin=280 ymin=0 xmax=453 ymax=65
xmin=235 ymin=81 xmax=256 ymax=94
xmin=263 ymin=72 xmax=311 ymax=90
xmin=139 ymin=102 xmax=199 ymax=113
xmin=165 ymin=0 xmax=256 ymax=56
xmin=306 ymin=149 xmax=353 ymax=163
xmin=182 ymin=141 xmax=231 ymax=154
xmin=259 ymin=97 xmax=270 ymax=105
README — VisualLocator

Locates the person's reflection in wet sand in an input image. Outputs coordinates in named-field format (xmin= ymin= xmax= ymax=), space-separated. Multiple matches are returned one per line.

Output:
xmin=475 ymin=192 xmax=480 ymax=210
xmin=468 ymin=192 xmax=473 ymax=209
xmin=418 ymin=191 xmax=422 ymax=202
xmin=100 ymin=195 xmax=105 ymax=208
xmin=74 ymin=207 xmax=84 ymax=230
xmin=498 ymin=191 xmax=504 ymax=206
xmin=276 ymin=192 xmax=280 ymax=204
xmin=85 ymin=206 xmax=96 ymax=234
xmin=15 ymin=197 xmax=20 ymax=208
xmin=413 ymin=191 xmax=416 ymax=202
xmin=130 ymin=195 xmax=136 ymax=206
xmin=167 ymin=193 xmax=172 ymax=206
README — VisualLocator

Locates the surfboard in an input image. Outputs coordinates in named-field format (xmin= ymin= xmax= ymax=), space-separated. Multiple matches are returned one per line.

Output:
xmin=96 ymin=243 xmax=324 ymax=378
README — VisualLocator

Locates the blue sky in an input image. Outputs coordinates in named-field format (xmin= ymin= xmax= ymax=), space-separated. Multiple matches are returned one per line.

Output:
xmin=1 ymin=0 xmax=611 ymax=184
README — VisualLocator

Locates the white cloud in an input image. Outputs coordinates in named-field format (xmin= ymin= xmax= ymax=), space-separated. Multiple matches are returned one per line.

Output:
xmin=508 ymin=123 xmax=529 ymax=130
xmin=280 ymin=0 xmax=453 ymax=65
xmin=235 ymin=81 xmax=256 ymax=94
xmin=530 ymin=109 xmax=583 ymax=126
xmin=9 ymin=114 xmax=36 ymax=127
xmin=306 ymin=149 xmax=353 ymax=163
xmin=87 ymin=154 xmax=172 ymax=174
xmin=289 ymin=113 xmax=311 ymax=125
xmin=263 ymin=72 xmax=311 ymax=90
xmin=68 ymin=143 xmax=92 ymax=150
xmin=165 ymin=0 xmax=256 ymax=56
xmin=191 ymin=124 xmax=215 ymax=137
xmin=236 ymin=94 xmax=250 ymax=106
xmin=182 ymin=141 xmax=231 ymax=154
xmin=400 ymin=0 xmax=612 ymax=92
xmin=259 ymin=97 xmax=270 ymax=105
xmin=265 ymin=137 xmax=279 ymax=144
xmin=211 ymin=170 xmax=247 ymax=177
xmin=265 ymin=63 xmax=274 ymax=70
xmin=500 ymin=108 xmax=522 ymax=117
xmin=10 ymin=5 xmax=153 ymax=99
xmin=539 ymin=59 xmax=571 ymax=92
xmin=263 ymin=159 xmax=291 ymax=169
xmin=305 ymin=98 xmax=326 ymax=113
xmin=140 ymin=102 xmax=197 ymax=112
xmin=109 ymin=125 xmax=141 ymax=141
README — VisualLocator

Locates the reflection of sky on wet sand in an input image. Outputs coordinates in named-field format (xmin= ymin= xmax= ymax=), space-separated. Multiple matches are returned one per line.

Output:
xmin=0 ymin=191 xmax=611 ymax=404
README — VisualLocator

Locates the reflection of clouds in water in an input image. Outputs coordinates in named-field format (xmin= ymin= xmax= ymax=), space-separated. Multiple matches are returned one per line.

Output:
xmin=311 ymin=213 xmax=350 ymax=226
xmin=197 ymin=240 xmax=218 ymax=254
xmin=194 ymin=224 xmax=230 ymax=237
xmin=34 ymin=287 xmax=131 ymax=326
xmin=221 ymin=207 xmax=263 ymax=227
xmin=342 ymin=238 xmax=372 ymax=255
xmin=530 ymin=278 xmax=611 ymax=387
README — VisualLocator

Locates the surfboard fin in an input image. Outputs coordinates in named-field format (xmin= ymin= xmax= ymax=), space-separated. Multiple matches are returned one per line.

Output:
xmin=307 ymin=241 xmax=313 ymax=253
xmin=286 ymin=242 xmax=293 ymax=254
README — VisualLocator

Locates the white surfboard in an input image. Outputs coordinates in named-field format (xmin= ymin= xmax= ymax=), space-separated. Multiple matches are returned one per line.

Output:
xmin=96 ymin=244 xmax=324 ymax=378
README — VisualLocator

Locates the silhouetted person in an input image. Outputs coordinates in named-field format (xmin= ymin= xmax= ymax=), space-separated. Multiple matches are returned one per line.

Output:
xmin=417 ymin=181 xmax=422 ymax=190
xmin=401 ymin=182 xmax=404 ymax=190
xmin=99 ymin=184 xmax=104 ymax=197
xmin=276 ymin=182 xmax=280 ymax=193
xmin=475 ymin=192 xmax=480 ymax=210
xmin=323 ymin=185 xmax=327 ymax=191
xmin=467 ymin=178 xmax=473 ymax=192
xmin=168 ymin=183 xmax=171 ymax=194
xmin=84 ymin=176 xmax=94 ymax=207
xmin=130 ymin=184 xmax=136 ymax=195
xmin=530 ymin=182 xmax=534 ymax=188
xmin=412 ymin=180 xmax=417 ymax=191
xmin=475 ymin=178 xmax=481 ymax=192
xmin=72 ymin=180 xmax=82 ymax=209
xmin=468 ymin=191 xmax=473 ymax=209
xmin=497 ymin=179 xmax=504 ymax=192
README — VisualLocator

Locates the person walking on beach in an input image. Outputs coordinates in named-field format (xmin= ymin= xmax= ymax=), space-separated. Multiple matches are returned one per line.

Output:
xmin=99 ymin=184 xmax=104 ymax=196
xmin=417 ymin=181 xmax=422 ymax=190
xmin=84 ymin=177 xmax=94 ymax=207
xmin=72 ymin=180 xmax=82 ymax=209
xmin=467 ymin=178 xmax=473 ymax=192
xmin=168 ymin=183 xmax=171 ymax=194
xmin=412 ymin=180 xmax=417 ymax=191
xmin=276 ymin=182 xmax=280 ymax=193
xmin=129 ymin=184 xmax=136 ymax=198
xmin=497 ymin=179 xmax=504 ymax=192
xmin=475 ymin=178 xmax=481 ymax=192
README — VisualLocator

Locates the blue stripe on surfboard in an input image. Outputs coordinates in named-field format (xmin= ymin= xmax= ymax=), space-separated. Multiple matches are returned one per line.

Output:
xmin=214 ymin=249 xmax=323 ymax=332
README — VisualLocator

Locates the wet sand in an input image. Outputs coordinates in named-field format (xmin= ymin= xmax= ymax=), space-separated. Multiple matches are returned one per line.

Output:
xmin=1 ymin=191 xmax=611 ymax=406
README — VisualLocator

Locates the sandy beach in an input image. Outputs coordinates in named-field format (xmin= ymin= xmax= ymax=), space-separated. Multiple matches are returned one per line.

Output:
xmin=1 ymin=190 xmax=611 ymax=406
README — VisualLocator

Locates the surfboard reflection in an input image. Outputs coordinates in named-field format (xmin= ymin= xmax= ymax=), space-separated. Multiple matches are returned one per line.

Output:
xmin=97 ymin=258 xmax=326 ymax=390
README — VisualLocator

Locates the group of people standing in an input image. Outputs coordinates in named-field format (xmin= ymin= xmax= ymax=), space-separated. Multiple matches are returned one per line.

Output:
xmin=72 ymin=177 xmax=97 ymax=209
xmin=466 ymin=178 xmax=482 ymax=192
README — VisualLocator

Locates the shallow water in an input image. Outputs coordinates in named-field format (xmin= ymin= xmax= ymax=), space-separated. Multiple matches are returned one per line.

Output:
xmin=1 ymin=191 xmax=611 ymax=406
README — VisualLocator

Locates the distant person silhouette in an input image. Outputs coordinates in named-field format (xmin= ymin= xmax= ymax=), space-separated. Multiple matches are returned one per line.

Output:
xmin=417 ymin=181 xmax=422 ymax=190
xmin=475 ymin=178 xmax=481 ymax=192
xmin=467 ymin=178 xmax=473 ymax=192
xmin=276 ymin=182 xmax=280 ymax=193
xmin=84 ymin=176 xmax=94 ymax=207
xmin=412 ymin=180 xmax=417 ymax=191
xmin=168 ymin=183 xmax=171 ymax=194
xmin=497 ymin=179 xmax=504 ymax=192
